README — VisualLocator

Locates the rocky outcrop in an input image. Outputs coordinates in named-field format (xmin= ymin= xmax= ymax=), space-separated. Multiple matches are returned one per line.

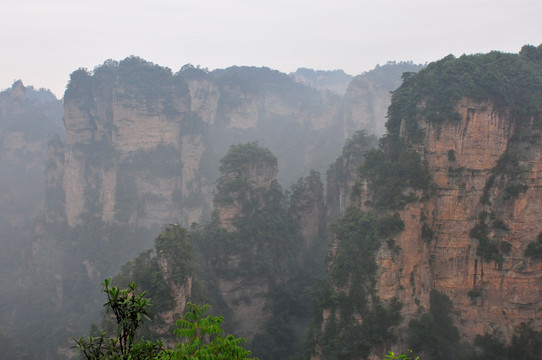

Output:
xmin=342 ymin=62 xmax=424 ymax=137
xmin=25 ymin=58 xmax=422 ymax=359
xmin=326 ymin=130 xmax=378 ymax=223
xmin=311 ymin=47 xmax=542 ymax=359
xmin=205 ymin=143 xmax=281 ymax=342
xmin=216 ymin=276 xmax=271 ymax=342
xmin=319 ymin=48 xmax=542 ymax=358
xmin=214 ymin=143 xmax=278 ymax=231
xmin=51 ymin=59 xmax=422 ymax=234
xmin=375 ymin=98 xmax=542 ymax=341
xmin=0 ymin=81 xmax=63 ymax=229
xmin=290 ymin=171 xmax=326 ymax=248
xmin=0 ymin=81 xmax=64 ymax=359
xmin=60 ymin=62 xmax=192 ymax=228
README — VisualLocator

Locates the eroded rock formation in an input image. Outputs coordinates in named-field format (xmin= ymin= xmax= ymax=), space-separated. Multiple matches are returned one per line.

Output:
xmin=314 ymin=47 xmax=542 ymax=359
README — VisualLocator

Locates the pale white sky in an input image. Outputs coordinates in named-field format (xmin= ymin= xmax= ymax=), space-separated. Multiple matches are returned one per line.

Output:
xmin=1 ymin=0 xmax=541 ymax=98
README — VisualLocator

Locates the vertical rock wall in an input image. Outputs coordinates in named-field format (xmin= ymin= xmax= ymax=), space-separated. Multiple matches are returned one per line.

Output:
xmin=371 ymin=99 xmax=542 ymax=342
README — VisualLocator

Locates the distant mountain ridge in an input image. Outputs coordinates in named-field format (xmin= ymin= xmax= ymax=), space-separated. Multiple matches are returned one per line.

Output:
xmin=290 ymin=68 xmax=354 ymax=94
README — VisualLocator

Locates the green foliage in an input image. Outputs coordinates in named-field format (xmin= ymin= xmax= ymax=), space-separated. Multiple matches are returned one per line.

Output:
xmin=387 ymin=45 xmax=542 ymax=143
xmin=467 ymin=288 xmax=483 ymax=300
xmin=115 ymin=225 xmax=193 ymax=316
xmin=74 ymin=282 xmax=255 ymax=360
xmin=154 ymin=225 xmax=192 ymax=283
xmin=164 ymin=303 xmax=257 ymax=360
xmin=74 ymin=139 xmax=117 ymax=170
xmin=73 ymin=278 xmax=160 ymax=359
xmin=493 ymin=219 xmax=510 ymax=231
xmin=503 ymin=184 xmax=529 ymax=200
xmin=312 ymin=295 xmax=402 ymax=360
xmin=353 ymin=61 xmax=424 ymax=91
xmin=329 ymin=130 xmax=379 ymax=196
xmin=408 ymin=290 xmax=459 ymax=360
xmin=340 ymin=130 xmax=379 ymax=159
xmin=192 ymin=143 xmax=318 ymax=360
xmin=123 ymin=143 xmax=182 ymax=178
xmin=114 ymin=143 xmax=181 ymax=221
xmin=212 ymin=66 xmax=322 ymax=113
xmin=329 ymin=209 xmax=380 ymax=286
xmin=115 ymin=249 xmax=174 ymax=314
xmin=218 ymin=142 xmax=277 ymax=174
xmin=115 ymin=171 xmax=140 ymax=222
xmin=421 ymin=223 xmax=434 ymax=243
xmin=508 ymin=322 xmax=542 ymax=360
xmin=447 ymin=150 xmax=456 ymax=162
xmin=472 ymin=322 xmax=542 ymax=360
xmin=360 ymin=147 xmax=431 ymax=209
xmin=66 ymin=56 xmax=189 ymax=116
xmin=383 ymin=349 xmax=420 ymax=360
xmin=328 ymin=209 xmax=404 ymax=287
xmin=308 ymin=208 xmax=404 ymax=360
xmin=524 ymin=231 xmax=542 ymax=259
xmin=201 ymin=181 xmax=298 ymax=279
xmin=65 ymin=68 xmax=93 ymax=101
xmin=214 ymin=142 xmax=277 ymax=206
xmin=469 ymin=213 xmax=508 ymax=263
xmin=473 ymin=333 xmax=508 ymax=360
xmin=479 ymin=144 xmax=530 ymax=206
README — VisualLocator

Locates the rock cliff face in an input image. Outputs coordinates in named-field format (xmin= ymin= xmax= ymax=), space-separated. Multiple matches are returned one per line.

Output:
xmin=326 ymin=130 xmax=378 ymax=223
xmin=0 ymin=80 xmax=63 ymax=229
xmin=50 ymin=59 xmax=422 ymax=235
xmin=189 ymin=143 xmax=329 ymax=357
xmin=0 ymin=81 xmax=64 ymax=359
xmin=60 ymin=61 xmax=193 ymax=228
xmin=314 ymin=47 xmax=542 ymax=358
xmin=342 ymin=62 xmax=424 ymax=137
xmin=0 ymin=80 xmax=63 ymax=291
xmin=211 ymin=143 xmax=279 ymax=340
xmin=371 ymin=48 xmax=542 ymax=346
xmin=215 ymin=157 xmax=278 ymax=231
xmin=25 ymin=57 xmax=422 ymax=358
xmin=290 ymin=171 xmax=326 ymax=248
xmin=374 ymin=98 xmax=542 ymax=341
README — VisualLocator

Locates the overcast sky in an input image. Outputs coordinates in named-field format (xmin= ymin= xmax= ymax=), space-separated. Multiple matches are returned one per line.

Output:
xmin=1 ymin=0 xmax=541 ymax=98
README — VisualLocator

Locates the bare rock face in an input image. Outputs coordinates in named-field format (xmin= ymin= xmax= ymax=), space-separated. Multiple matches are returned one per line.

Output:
xmin=343 ymin=78 xmax=391 ymax=137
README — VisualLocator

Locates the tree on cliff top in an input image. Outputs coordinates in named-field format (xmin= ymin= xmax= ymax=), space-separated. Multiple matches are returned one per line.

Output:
xmin=218 ymin=142 xmax=277 ymax=174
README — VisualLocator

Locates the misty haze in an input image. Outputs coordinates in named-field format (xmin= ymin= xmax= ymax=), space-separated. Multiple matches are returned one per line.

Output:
xmin=1 ymin=1 xmax=542 ymax=360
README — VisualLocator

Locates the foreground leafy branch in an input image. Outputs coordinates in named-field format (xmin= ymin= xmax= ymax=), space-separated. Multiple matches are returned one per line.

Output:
xmin=73 ymin=279 xmax=256 ymax=360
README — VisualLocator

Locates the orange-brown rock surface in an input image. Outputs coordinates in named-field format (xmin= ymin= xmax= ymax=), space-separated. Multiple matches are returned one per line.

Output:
xmin=373 ymin=98 xmax=542 ymax=342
